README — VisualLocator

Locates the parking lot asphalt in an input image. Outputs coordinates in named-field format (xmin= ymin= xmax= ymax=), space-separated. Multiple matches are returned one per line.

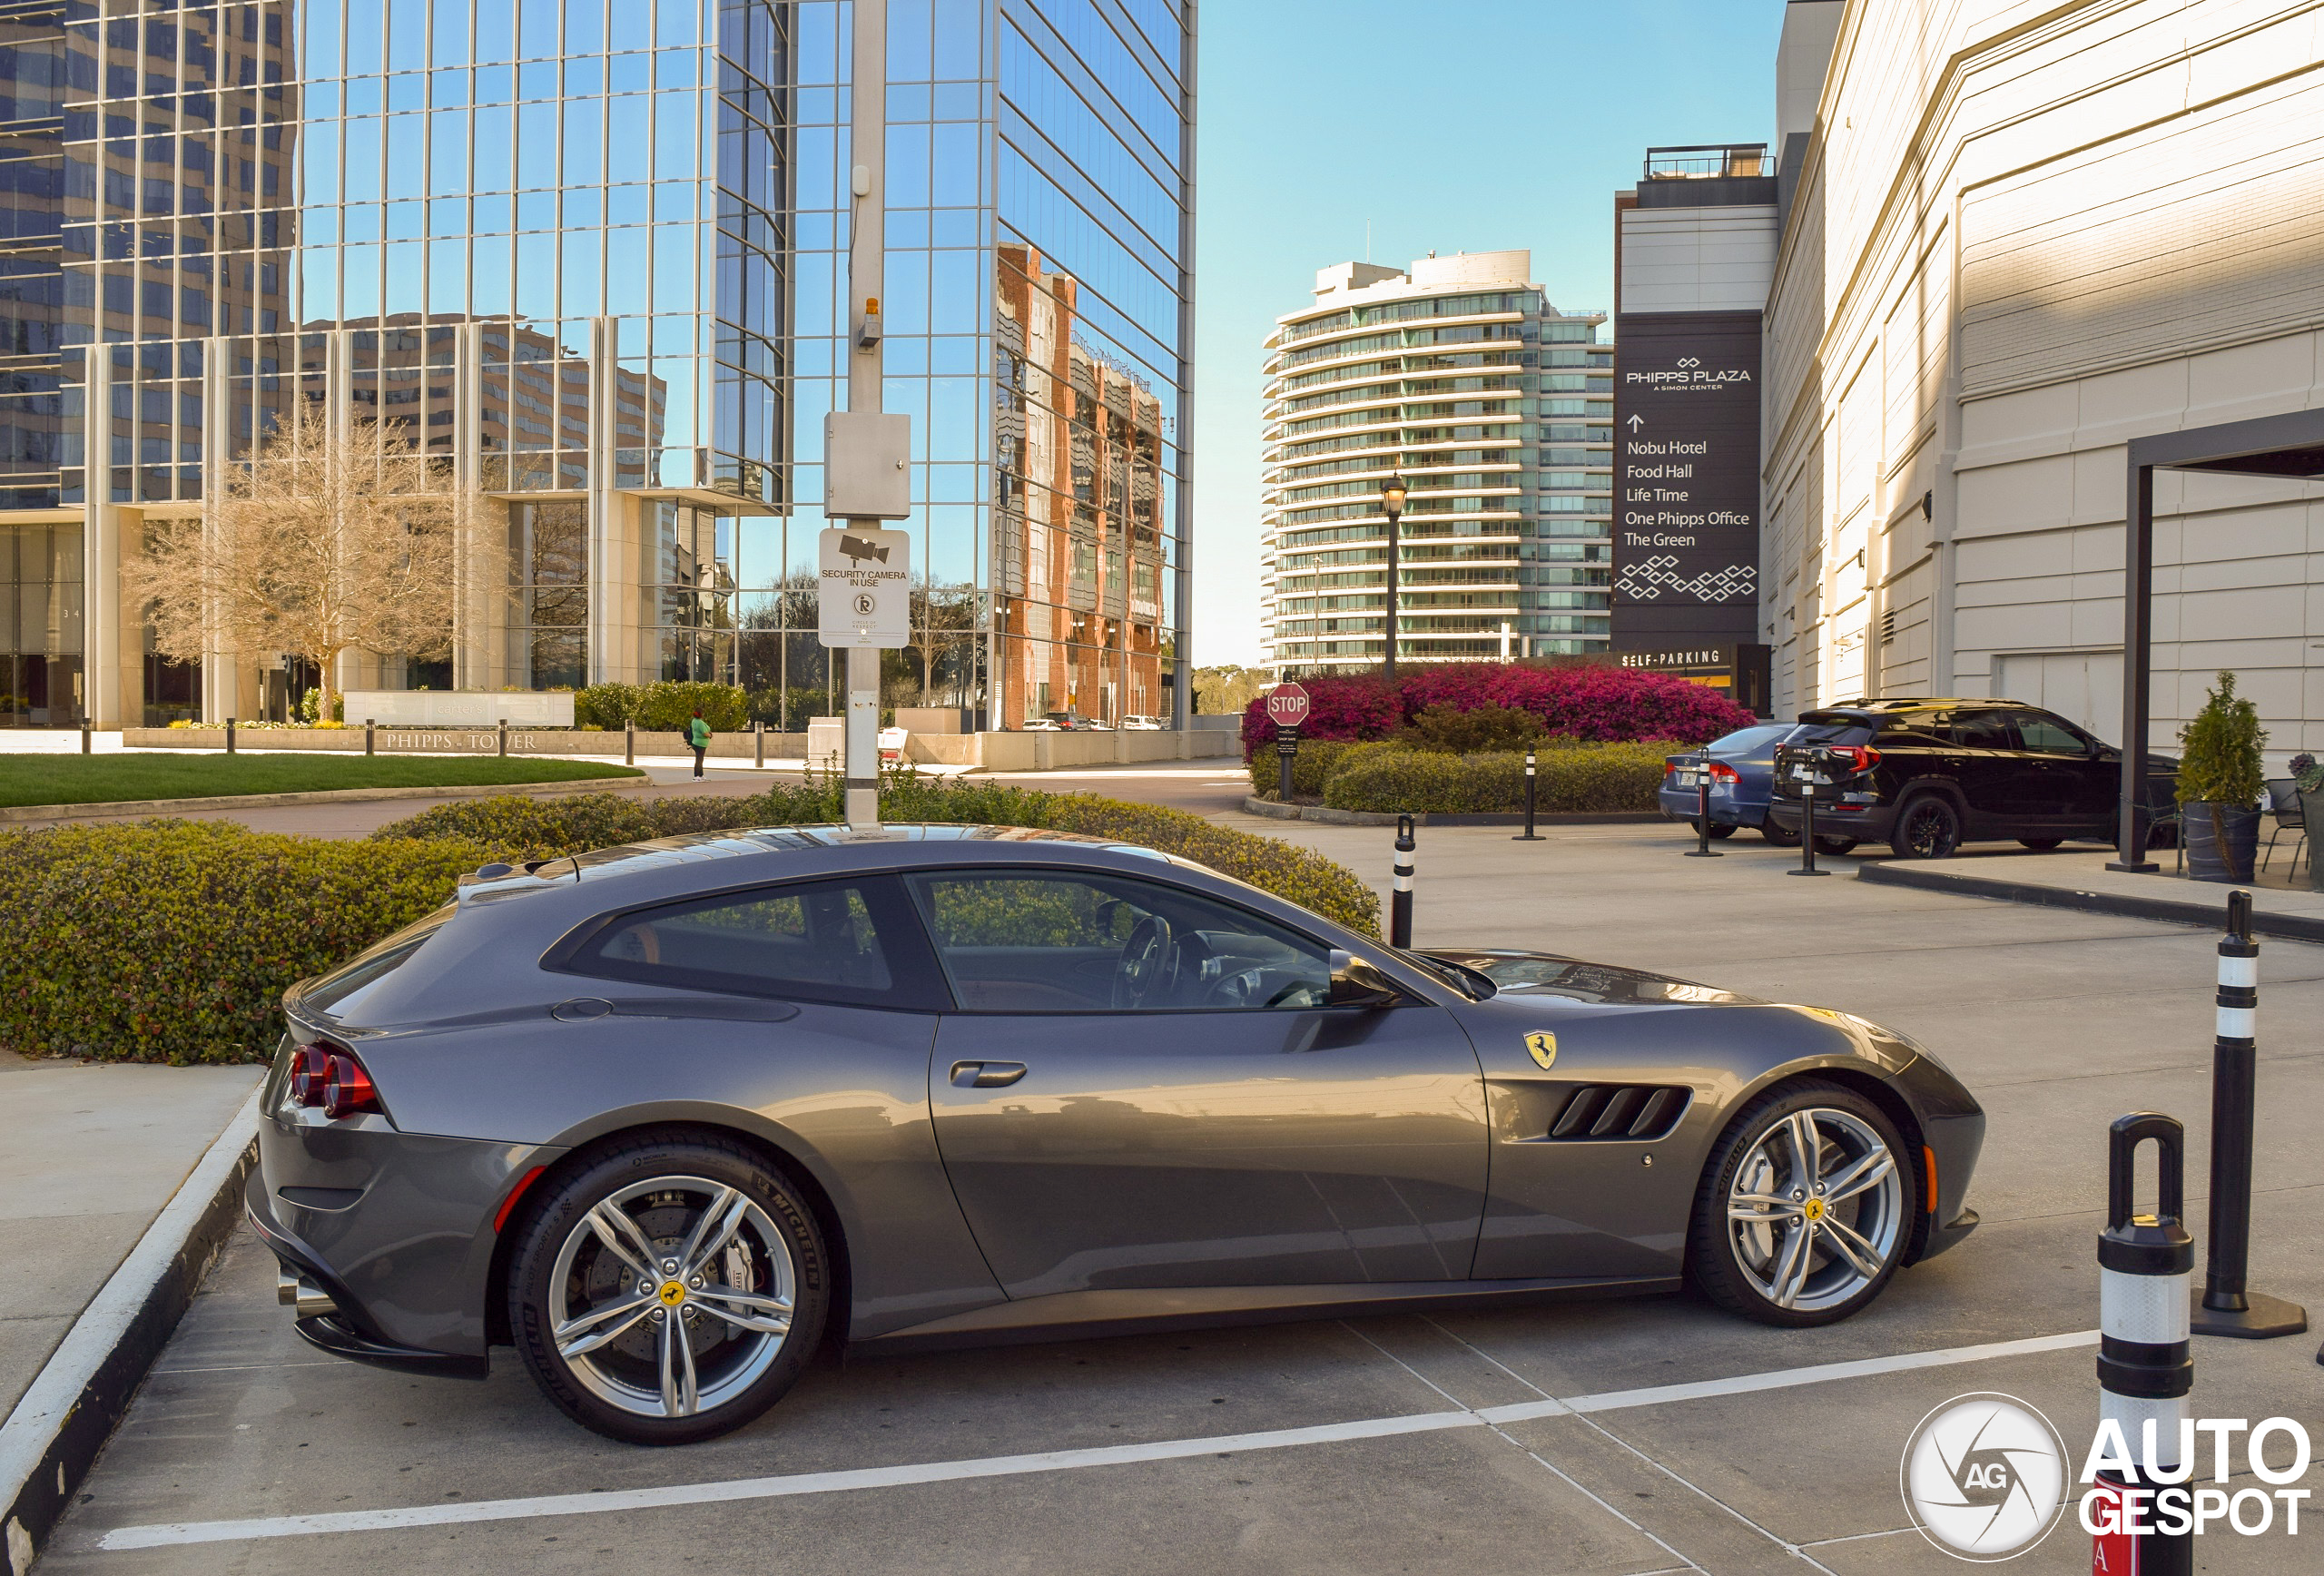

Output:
xmin=39 ymin=821 xmax=2324 ymax=1573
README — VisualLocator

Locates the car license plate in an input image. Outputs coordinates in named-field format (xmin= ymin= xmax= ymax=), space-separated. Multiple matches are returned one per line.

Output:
xmin=1677 ymin=770 xmax=1701 ymax=788
xmin=1790 ymin=765 xmax=1814 ymax=781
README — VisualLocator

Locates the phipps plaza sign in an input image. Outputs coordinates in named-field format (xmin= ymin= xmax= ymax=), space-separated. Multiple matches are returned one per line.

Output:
xmin=1610 ymin=312 xmax=1762 ymax=648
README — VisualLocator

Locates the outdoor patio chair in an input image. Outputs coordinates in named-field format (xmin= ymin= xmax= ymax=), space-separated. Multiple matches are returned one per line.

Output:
xmin=2260 ymin=778 xmax=2306 ymax=877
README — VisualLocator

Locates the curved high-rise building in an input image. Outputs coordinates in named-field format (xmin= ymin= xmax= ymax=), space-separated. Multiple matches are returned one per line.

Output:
xmin=1260 ymin=251 xmax=1610 ymax=675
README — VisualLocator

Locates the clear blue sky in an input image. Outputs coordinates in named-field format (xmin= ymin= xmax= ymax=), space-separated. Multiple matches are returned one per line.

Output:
xmin=1188 ymin=0 xmax=1792 ymax=667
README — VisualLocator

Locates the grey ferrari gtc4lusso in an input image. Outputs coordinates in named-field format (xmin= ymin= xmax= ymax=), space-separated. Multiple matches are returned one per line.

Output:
xmin=251 ymin=824 xmax=1984 ymax=1445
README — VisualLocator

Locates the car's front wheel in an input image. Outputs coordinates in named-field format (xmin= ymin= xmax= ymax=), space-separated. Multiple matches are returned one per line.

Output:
xmin=1760 ymin=820 xmax=1799 ymax=846
xmin=1888 ymin=795 xmax=1963 ymax=859
xmin=507 ymin=1132 xmax=829 ymax=1445
xmin=1689 ymin=1080 xmax=1912 ymax=1327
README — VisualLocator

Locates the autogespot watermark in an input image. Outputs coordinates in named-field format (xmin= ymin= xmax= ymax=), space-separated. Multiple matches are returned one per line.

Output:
xmin=1899 ymin=1394 xmax=2315 ymax=1561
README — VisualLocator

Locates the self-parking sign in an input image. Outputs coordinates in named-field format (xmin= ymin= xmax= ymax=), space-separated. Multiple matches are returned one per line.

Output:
xmin=817 ymin=527 xmax=911 ymax=648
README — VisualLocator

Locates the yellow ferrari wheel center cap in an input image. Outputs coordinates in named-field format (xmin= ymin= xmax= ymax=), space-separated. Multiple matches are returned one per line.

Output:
xmin=658 ymin=1281 xmax=687 ymax=1308
xmin=1802 ymin=1197 xmax=1826 ymax=1222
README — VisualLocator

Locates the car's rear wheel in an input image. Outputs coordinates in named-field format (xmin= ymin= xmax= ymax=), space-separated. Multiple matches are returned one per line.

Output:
xmin=1689 ymin=1080 xmax=1912 ymax=1327
xmin=1889 ymin=795 xmax=1962 ymax=859
xmin=1815 ymin=834 xmax=1859 ymax=855
xmin=508 ymin=1133 xmax=829 ymax=1445
xmin=1760 ymin=820 xmax=1800 ymax=846
xmin=1691 ymin=820 xmax=1738 ymax=841
xmin=2018 ymin=837 xmax=2063 ymax=851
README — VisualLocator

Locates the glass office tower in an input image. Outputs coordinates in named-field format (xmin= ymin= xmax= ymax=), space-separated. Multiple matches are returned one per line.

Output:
xmin=0 ymin=0 xmax=1191 ymax=728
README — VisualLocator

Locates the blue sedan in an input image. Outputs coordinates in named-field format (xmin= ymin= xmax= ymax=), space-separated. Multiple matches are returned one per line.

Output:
xmin=1659 ymin=723 xmax=1803 ymax=842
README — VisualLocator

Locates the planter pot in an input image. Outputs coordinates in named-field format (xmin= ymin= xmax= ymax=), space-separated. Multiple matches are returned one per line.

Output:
xmin=2300 ymin=789 xmax=2324 ymax=891
xmin=2181 ymin=801 xmax=2260 ymax=883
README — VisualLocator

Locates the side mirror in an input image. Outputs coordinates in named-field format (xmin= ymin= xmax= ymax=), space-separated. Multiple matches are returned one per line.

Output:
xmin=1328 ymin=948 xmax=1403 ymax=1009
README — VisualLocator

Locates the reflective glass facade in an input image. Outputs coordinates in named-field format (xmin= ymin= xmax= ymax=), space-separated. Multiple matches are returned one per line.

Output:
xmin=2 ymin=0 xmax=1188 ymax=727
xmin=1260 ymin=253 xmax=1613 ymax=674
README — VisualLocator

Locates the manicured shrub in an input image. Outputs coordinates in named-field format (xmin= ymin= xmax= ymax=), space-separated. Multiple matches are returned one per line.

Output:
xmin=1321 ymin=743 xmax=1680 ymax=815
xmin=1403 ymin=702 xmax=1544 ymax=754
xmin=1242 ymin=664 xmax=1754 ymax=756
xmin=0 ymin=821 xmax=494 ymax=1065
xmin=1244 ymin=738 xmax=1378 ymax=799
xmin=574 ymin=681 xmax=750 ymax=733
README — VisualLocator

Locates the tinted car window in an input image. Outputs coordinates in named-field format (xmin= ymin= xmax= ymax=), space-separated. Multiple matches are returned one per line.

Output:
xmin=565 ymin=879 xmax=916 ymax=1005
xmin=1940 ymin=710 xmax=2013 ymax=749
xmin=2012 ymin=713 xmax=2090 ymax=754
xmin=1790 ymin=719 xmax=1875 ymax=746
xmin=304 ymin=904 xmax=456 ymax=1017
xmin=911 ymin=871 xmax=1330 ymax=1013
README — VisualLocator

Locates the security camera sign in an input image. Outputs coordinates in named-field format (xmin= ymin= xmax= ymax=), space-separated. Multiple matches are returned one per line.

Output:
xmin=818 ymin=527 xmax=911 ymax=648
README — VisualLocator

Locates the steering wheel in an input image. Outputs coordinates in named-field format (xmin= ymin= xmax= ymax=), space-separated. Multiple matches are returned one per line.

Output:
xmin=1110 ymin=913 xmax=1177 ymax=1009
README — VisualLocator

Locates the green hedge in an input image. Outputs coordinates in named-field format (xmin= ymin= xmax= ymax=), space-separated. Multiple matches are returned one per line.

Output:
xmin=574 ymin=681 xmax=751 ymax=732
xmin=0 ymin=781 xmax=1384 ymax=1065
xmin=1322 ymin=743 xmax=1679 ymax=814
xmin=0 ymin=822 xmax=494 ymax=1065
xmin=378 ymin=778 xmax=1382 ymax=937
xmin=1246 ymin=739 xmax=1387 ymax=799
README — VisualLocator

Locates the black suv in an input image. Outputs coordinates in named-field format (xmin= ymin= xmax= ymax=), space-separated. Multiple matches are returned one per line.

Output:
xmin=1765 ymin=698 xmax=2179 ymax=859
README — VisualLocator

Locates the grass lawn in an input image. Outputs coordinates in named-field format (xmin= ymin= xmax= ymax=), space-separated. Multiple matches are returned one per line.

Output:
xmin=0 ymin=754 xmax=645 ymax=808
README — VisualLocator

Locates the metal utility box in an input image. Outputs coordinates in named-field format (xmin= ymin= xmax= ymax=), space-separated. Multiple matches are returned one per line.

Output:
xmin=822 ymin=410 xmax=912 ymax=519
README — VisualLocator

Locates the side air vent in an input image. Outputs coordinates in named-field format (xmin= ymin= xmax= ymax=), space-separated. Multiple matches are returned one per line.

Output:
xmin=1542 ymin=1084 xmax=1691 ymax=1141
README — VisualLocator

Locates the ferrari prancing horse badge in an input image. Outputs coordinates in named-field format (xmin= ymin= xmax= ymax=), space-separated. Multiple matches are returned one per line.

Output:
xmin=1524 ymin=1031 xmax=1558 ymax=1069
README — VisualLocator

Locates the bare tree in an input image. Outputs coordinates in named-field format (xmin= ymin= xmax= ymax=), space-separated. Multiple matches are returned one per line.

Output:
xmin=124 ymin=403 xmax=487 ymax=722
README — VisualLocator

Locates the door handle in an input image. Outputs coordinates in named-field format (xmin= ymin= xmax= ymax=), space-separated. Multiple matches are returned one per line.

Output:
xmin=950 ymin=1060 xmax=1028 ymax=1088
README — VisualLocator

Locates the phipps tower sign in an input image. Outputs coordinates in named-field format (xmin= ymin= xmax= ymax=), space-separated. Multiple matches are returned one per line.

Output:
xmin=1612 ymin=313 xmax=1761 ymax=646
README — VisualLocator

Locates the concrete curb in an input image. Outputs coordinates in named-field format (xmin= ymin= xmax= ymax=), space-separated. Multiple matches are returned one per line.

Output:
xmin=0 ymin=1090 xmax=261 ymax=1575
xmin=1238 ymin=796 xmax=1664 ymax=828
xmin=0 ymin=772 xmax=651 ymax=824
xmin=1856 ymin=861 xmax=2324 ymax=943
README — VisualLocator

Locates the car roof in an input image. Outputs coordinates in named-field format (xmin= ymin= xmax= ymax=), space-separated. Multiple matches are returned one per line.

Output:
xmin=1816 ymin=697 xmax=2028 ymax=711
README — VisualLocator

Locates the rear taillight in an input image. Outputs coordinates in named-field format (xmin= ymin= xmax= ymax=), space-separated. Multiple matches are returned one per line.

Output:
xmin=321 ymin=1050 xmax=382 ymax=1119
xmin=1833 ymin=745 xmax=1882 ymax=773
xmin=1707 ymin=762 xmax=1740 ymax=783
xmin=289 ymin=1044 xmax=332 ymax=1107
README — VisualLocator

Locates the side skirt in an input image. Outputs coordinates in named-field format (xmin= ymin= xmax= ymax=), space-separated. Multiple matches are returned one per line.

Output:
xmin=852 ymin=1275 xmax=1682 ymax=1355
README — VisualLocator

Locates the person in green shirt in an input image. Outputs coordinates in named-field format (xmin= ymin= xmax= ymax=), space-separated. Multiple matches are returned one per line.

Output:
xmin=687 ymin=710 xmax=711 ymax=777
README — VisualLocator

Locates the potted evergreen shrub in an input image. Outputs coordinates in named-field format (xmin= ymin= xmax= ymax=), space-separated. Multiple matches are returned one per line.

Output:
xmin=2290 ymin=752 xmax=2324 ymax=891
xmin=2176 ymin=671 xmax=2266 ymax=882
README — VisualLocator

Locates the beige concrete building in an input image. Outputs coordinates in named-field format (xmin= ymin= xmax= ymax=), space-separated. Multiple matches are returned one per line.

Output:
xmin=1763 ymin=0 xmax=2324 ymax=763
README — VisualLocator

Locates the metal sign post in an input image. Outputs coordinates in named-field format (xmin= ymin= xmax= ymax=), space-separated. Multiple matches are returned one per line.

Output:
xmin=822 ymin=0 xmax=910 ymax=831
xmin=1265 ymin=684 xmax=1309 ymax=803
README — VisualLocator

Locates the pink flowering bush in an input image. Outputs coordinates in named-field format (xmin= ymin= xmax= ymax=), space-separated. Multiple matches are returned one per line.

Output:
xmin=1243 ymin=664 xmax=1755 ymax=756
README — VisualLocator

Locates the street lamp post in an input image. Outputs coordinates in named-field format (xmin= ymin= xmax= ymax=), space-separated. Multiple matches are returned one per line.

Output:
xmin=1379 ymin=475 xmax=1407 ymax=685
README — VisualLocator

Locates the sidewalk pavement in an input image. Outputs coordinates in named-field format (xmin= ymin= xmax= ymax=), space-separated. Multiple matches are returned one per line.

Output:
xmin=0 ymin=1051 xmax=259 ymax=1424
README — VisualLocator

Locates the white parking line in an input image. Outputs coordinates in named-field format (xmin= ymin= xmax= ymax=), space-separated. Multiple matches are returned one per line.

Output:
xmin=97 ymin=1327 xmax=2100 ymax=1551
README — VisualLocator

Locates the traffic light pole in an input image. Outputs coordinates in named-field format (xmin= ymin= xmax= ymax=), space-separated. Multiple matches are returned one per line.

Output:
xmin=843 ymin=0 xmax=887 ymax=829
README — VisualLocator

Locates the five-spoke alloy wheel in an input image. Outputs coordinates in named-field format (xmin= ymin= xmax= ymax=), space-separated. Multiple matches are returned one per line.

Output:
xmin=1689 ymin=1081 xmax=1910 ymax=1326
xmin=508 ymin=1134 xmax=828 ymax=1445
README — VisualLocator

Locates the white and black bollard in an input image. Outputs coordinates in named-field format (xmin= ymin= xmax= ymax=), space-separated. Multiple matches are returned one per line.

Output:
xmin=1512 ymin=747 xmax=1542 ymax=841
xmin=2194 ymin=889 xmax=2306 ymax=1339
xmin=2093 ymin=1111 xmax=2193 ymax=1576
xmin=1390 ymin=815 xmax=1415 ymax=949
xmin=1685 ymin=760 xmax=1721 ymax=858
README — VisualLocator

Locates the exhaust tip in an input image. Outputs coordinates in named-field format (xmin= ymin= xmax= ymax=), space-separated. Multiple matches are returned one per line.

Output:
xmin=279 ymin=1265 xmax=337 ymax=1318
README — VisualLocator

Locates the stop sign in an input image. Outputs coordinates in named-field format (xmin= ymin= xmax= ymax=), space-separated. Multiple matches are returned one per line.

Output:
xmin=1265 ymin=683 xmax=1311 ymax=728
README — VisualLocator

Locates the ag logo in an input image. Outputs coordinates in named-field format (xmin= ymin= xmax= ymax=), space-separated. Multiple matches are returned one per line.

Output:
xmin=1899 ymin=1393 xmax=2067 ymax=1561
xmin=1523 ymin=1031 xmax=1557 ymax=1069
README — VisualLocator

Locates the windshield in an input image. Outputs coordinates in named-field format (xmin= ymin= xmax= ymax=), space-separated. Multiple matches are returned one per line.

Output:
xmin=1404 ymin=951 xmax=1496 ymax=1000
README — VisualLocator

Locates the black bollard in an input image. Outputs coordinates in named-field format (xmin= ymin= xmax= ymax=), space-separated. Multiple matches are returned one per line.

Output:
xmin=1789 ymin=778 xmax=1827 ymax=876
xmin=80 ymin=718 xmax=91 ymax=754
xmin=754 ymin=719 xmax=765 ymax=770
xmin=1390 ymin=815 xmax=1415 ymax=949
xmin=624 ymin=719 xmax=635 ymax=766
xmin=1685 ymin=760 xmax=1721 ymax=857
xmin=365 ymin=718 xmax=376 ymax=756
xmin=497 ymin=716 xmax=508 ymax=758
xmin=2093 ymin=1112 xmax=2193 ymax=1576
xmin=2191 ymin=889 xmax=2306 ymax=1338
xmin=1513 ymin=747 xmax=1541 ymax=841
xmin=225 ymin=715 xmax=236 ymax=755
